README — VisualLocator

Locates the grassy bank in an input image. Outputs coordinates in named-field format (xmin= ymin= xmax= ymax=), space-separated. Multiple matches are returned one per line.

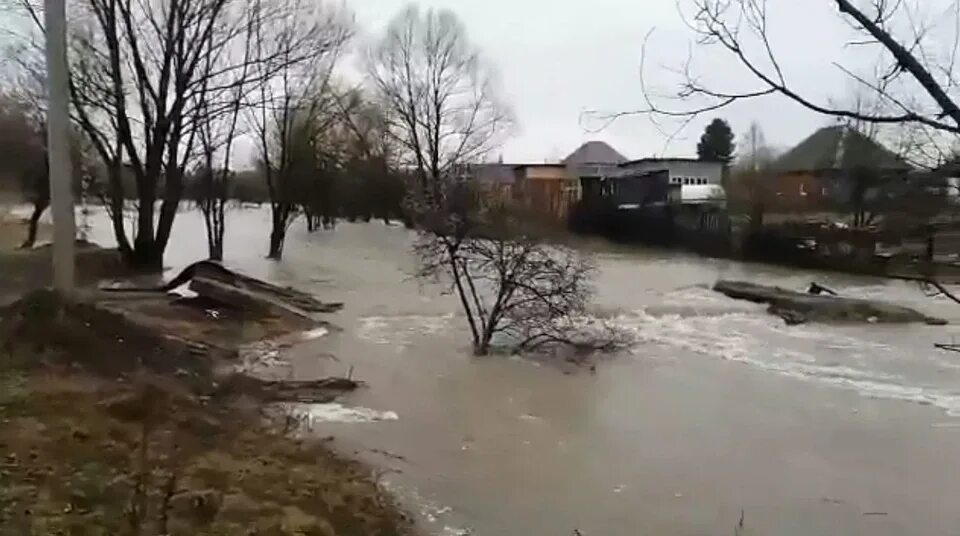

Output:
xmin=0 ymin=224 xmax=415 ymax=535
xmin=0 ymin=352 xmax=411 ymax=534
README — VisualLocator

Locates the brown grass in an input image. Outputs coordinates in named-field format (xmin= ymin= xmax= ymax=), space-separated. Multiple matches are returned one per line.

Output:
xmin=0 ymin=291 xmax=416 ymax=535
xmin=0 ymin=354 xmax=414 ymax=535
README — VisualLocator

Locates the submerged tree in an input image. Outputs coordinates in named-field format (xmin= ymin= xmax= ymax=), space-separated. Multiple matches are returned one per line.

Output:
xmin=247 ymin=0 xmax=350 ymax=259
xmin=190 ymin=8 xmax=261 ymax=262
xmin=415 ymin=199 xmax=630 ymax=356
xmin=10 ymin=0 xmax=346 ymax=269
xmin=0 ymin=93 xmax=46 ymax=248
xmin=367 ymin=6 xmax=626 ymax=356
xmin=0 ymin=89 xmax=95 ymax=248
xmin=334 ymin=90 xmax=407 ymax=225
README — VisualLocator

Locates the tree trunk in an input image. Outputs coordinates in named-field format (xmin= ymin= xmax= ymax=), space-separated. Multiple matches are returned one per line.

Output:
xmin=474 ymin=326 xmax=495 ymax=356
xmin=209 ymin=242 xmax=224 ymax=262
xmin=19 ymin=200 xmax=49 ymax=249
xmin=268 ymin=228 xmax=286 ymax=260
xmin=128 ymin=238 xmax=164 ymax=272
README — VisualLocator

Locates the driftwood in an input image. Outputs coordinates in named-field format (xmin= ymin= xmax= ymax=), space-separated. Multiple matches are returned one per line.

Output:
xmin=807 ymin=282 xmax=838 ymax=296
xmin=715 ymin=280 xmax=947 ymax=326
xmin=102 ymin=261 xmax=343 ymax=321
xmin=224 ymin=375 xmax=363 ymax=403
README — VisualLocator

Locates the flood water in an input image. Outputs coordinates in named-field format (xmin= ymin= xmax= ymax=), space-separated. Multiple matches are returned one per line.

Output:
xmin=82 ymin=207 xmax=960 ymax=535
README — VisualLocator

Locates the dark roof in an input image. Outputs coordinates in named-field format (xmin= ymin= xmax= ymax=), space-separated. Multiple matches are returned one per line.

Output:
xmin=513 ymin=163 xmax=567 ymax=169
xmin=773 ymin=126 xmax=910 ymax=172
xmin=563 ymin=141 xmax=627 ymax=166
xmin=620 ymin=157 xmax=707 ymax=167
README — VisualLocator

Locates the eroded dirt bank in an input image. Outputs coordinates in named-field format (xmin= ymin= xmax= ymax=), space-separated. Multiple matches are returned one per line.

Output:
xmin=0 ymin=224 xmax=415 ymax=535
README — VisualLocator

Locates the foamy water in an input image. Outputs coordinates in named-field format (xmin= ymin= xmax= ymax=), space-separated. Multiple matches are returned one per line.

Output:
xmin=292 ymin=403 xmax=400 ymax=424
xmin=607 ymin=283 xmax=960 ymax=416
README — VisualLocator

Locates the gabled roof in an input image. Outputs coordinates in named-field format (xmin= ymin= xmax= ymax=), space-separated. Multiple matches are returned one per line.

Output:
xmin=563 ymin=141 xmax=627 ymax=166
xmin=773 ymin=126 xmax=909 ymax=172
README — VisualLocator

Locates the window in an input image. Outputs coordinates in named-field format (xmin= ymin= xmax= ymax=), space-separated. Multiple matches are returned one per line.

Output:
xmin=683 ymin=178 xmax=690 ymax=185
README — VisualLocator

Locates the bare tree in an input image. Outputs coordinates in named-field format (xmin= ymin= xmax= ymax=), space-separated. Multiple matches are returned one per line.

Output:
xmin=625 ymin=1 xmax=960 ymax=141
xmin=246 ymin=0 xmax=350 ymax=259
xmin=416 ymin=210 xmax=629 ymax=357
xmin=333 ymin=89 xmax=407 ymax=225
xmin=0 ymin=86 xmax=96 ymax=248
xmin=0 ymin=92 xmax=47 ymax=247
xmin=364 ymin=7 xmax=624 ymax=357
xmin=728 ymin=122 xmax=776 ymax=230
xmin=189 ymin=8 xmax=259 ymax=261
xmin=366 ymin=5 xmax=512 ymax=200
xmin=7 ymin=0 xmax=341 ymax=269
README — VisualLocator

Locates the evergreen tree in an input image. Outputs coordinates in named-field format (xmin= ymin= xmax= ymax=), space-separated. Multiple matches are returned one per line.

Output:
xmin=697 ymin=118 xmax=736 ymax=164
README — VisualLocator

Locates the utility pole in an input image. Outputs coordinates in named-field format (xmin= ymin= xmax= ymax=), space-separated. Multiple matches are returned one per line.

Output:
xmin=44 ymin=0 xmax=76 ymax=292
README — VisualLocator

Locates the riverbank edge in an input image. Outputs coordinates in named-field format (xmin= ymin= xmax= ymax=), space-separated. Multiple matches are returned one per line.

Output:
xmin=0 ymin=234 xmax=417 ymax=534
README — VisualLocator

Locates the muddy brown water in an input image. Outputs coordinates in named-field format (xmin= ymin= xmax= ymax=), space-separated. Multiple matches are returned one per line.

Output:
xmin=69 ymin=206 xmax=960 ymax=535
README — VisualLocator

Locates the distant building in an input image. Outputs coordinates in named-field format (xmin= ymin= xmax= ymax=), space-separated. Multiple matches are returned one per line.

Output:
xmin=563 ymin=141 xmax=628 ymax=200
xmin=457 ymin=163 xmax=515 ymax=209
xmin=768 ymin=125 xmax=911 ymax=208
xmin=587 ymin=158 xmax=726 ymax=210
xmin=513 ymin=163 xmax=576 ymax=220
xmin=618 ymin=158 xmax=724 ymax=187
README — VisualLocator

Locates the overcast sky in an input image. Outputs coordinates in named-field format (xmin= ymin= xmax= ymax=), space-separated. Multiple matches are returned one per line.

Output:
xmin=349 ymin=0 xmax=892 ymax=163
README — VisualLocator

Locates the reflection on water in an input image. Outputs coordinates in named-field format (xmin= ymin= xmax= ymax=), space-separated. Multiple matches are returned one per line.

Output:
xmin=85 ymin=207 xmax=960 ymax=535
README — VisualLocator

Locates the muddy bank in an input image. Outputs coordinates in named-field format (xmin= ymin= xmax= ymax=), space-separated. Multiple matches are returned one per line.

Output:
xmin=0 ymin=290 xmax=414 ymax=535
xmin=714 ymin=280 xmax=948 ymax=326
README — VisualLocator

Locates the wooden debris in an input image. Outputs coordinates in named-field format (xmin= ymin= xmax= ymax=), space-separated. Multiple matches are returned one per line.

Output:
xmin=224 ymin=376 xmax=364 ymax=403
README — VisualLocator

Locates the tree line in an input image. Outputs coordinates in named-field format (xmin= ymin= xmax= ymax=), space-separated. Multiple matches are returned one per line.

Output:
xmin=0 ymin=1 xmax=627 ymax=357
xmin=0 ymin=0 xmax=414 ymax=263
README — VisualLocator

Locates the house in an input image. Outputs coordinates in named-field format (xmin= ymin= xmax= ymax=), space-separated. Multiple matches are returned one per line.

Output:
xmin=512 ymin=163 xmax=577 ymax=220
xmin=458 ymin=163 xmax=515 ymax=209
xmin=605 ymin=158 xmax=725 ymax=208
xmin=502 ymin=141 xmax=629 ymax=222
xmin=604 ymin=170 xmax=671 ymax=209
xmin=564 ymin=141 xmax=627 ymax=200
xmin=768 ymin=125 xmax=911 ymax=208
xmin=619 ymin=158 xmax=724 ymax=187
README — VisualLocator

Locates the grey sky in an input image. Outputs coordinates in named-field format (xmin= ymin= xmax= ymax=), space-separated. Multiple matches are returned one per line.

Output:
xmin=350 ymin=0 xmax=892 ymax=163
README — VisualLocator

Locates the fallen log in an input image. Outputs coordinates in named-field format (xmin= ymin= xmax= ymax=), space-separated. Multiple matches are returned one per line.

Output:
xmin=714 ymin=280 xmax=947 ymax=326
xmin=223 ymin=375 xmax=364 ymax=404
xmin=101 ymin=261 xmax=344 ymax=317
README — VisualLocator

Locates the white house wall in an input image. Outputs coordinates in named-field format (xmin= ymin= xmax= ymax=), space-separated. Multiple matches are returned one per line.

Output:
xmin=620 ymin=161 xmax=723 ymax=186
